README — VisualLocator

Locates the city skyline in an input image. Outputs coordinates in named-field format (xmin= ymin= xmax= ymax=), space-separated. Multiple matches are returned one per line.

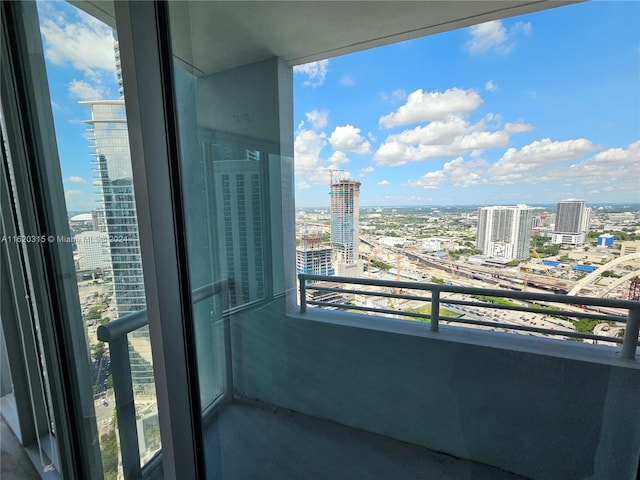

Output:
xmin=37 ymin=1 xmax=640 ymax=213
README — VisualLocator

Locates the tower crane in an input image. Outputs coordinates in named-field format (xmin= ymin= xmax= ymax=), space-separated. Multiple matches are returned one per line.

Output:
xmin=444 ymin=247 xmax=456 ymax=278
xmin=531 ymin=248 xmax=554 ymax=280
xmin=523 ymin=248 xmax=553 ymax=292
xmin=328 ymin=168 xmax=347 ymax=187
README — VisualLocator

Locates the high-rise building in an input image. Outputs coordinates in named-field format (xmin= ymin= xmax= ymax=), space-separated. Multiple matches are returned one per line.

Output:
xmin=196 ymin=128 xmax=270 ymax=308
xmin=91 ymin=209 xmax=107 ymax=232
xmin=476 ymin=205 xmax=534 ymax=261
xmin=83 ymin=100 xmax=146 ymax=317
xmin=82 ymin=100 xmax=152 ymax=390
xmin=75 ymin=231 xmax=111 ymax=271
xmin=330 ymin=180 xmax=361 ymax=269
xmin=210 ymin=157 xmax=266 ymax=306
xmin=296 ymin=235 xmax=334 ymax=276
xmin=552 ymin=199 xmax=590 ymax=245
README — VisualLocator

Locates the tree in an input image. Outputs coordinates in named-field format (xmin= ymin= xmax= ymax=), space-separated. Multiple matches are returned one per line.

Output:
xmin=144 ymin=425 xmax=161 ymax=450
xmin=371 ymin=260 xmax=392 ymax=271
xmin=92 ymin=341 xmax=105 ymax=362
xmin=100 ymin=416 xmax=119 ymax=480
xmin=601 ymin=270 xmax=620 ymax=278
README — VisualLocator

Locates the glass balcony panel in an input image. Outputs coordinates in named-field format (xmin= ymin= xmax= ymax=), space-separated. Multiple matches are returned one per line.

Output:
xmin=34 ymin=1 xmax=158 ymax=476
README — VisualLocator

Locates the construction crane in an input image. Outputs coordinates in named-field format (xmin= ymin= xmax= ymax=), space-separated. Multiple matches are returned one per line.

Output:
xmin=366 ymin=248 xmax=378 ymax=278
xmin=531 ymin=248 xmax=554 ymax=280
xmin=523 ymin=248 xmax=553 ymax=292
xmin=328 ymin=168 xmax=347 ymax=188
xmin=444 ymin=247 xmax=456 ymax=278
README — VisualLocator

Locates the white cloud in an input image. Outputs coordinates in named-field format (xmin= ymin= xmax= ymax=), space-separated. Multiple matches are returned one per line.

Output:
xmin=407 ymin=157 xmax=489 ymax=190
xmin=545 ymin=140 xmax=640 ymax=190
xmin=384 ymin=115 xmax=475 ymax=145
xmin=294 ymin=128 xmax=327 ymax=172
xmin=407 ymin=170 xmax=446 ymax=189
xmin=504 ymin=122 xmax=533 ymax=133
xmin=40 ymin=11 xmax=115 ymax=74
xmin=378 ymin=180 xmax=390 ymax=186
xmin=466 ymin=20 xmax=509 ymax=54
xmin=359 ymin=166 xmax=374 ymax=177
xmin=442 ymin=157 xmax=487 ymax=187
xmin=68 ymin=176 xmax=87 ymax=183
xmin=465 ymin=20 xmax=532 ymax=55
xmin=380 ymin=89 xmax=408 ymax=104
xmin=379 ymin=88 xmax=482 ymax=128
xmin=374 ymin=120 xmax=510 ymax=166
xmin=305 ymin=110 xmax=329 ymax=130
xmin=512 ymin=21 xmax=533 ymax=35
xmin=401 ymin=136 xmax=636 ymax=193
xmin=488 ymin=138 xmax=599 ymax=184
xmin=297 ymin=180 xmax=312 ymax=190
xmin=294 ymin=59 xmax=329 ymax=88
xmin=328 ymin=151 xmax=350 ymax=166
xmin=68 ymin=79 xmax=107 ymax=100
xmin=329 ymin=125 xmax=371 ymax=154
xmin=39 ymin=7 xmax=116 ymax=103
xmin=374 ymin=90 xmax=534 ymax=166
xmin=340 ymin=75 xmax=355 ymax=87
xmin=485 ymin=80 xmax=498 ymax=92
xmin=65 ymin=189 xmax=83 ymax=196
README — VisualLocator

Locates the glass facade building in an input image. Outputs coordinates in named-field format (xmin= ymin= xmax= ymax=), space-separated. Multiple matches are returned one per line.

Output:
xmin=83 ymin=101 xmax=153 ymax=391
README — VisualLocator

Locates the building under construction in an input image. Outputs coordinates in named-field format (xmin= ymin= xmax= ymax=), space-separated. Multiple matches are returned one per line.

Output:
xmin=296 ymin=235 xmax=334 ymax=276
xmin=330 ymin=180 xmax=361 ymax=270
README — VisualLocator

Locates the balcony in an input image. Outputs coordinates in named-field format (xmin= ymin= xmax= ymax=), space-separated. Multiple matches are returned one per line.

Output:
xmin=99 ymin=276 xmax=640 ymax=480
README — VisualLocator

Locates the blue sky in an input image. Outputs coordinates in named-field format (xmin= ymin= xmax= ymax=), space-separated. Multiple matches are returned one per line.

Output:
xmin=293 ymin=1 xmax=640 ymax=207
xmin=38 ymin=1 xmax=639 ymax=212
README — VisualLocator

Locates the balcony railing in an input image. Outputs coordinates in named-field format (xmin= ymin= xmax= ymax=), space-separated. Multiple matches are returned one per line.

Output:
xmin=96 ymin=279 xmax=230 ymax=480
xmin=98 ymin=274 xmax=639 ymax=479
xmin=298 ymin=273 xmax=640 ymax=359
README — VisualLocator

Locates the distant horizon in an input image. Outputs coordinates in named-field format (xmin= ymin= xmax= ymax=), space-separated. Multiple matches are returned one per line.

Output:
xmin=295 ymin=202 xmax=640 ymax=211
xmin=69 ymin=202 xmax=640 ymax=217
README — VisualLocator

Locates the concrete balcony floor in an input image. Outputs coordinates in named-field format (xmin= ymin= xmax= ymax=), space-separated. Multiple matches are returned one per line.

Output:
xmin=1 ymin=417 xmax=40 ymax=480
xmin=204 ymin=399 xmax=526 ymax=480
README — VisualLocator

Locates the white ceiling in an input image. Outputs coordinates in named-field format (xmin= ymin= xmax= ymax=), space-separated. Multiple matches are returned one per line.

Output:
xmin=73 ymin=1 xmax=576 ymax=76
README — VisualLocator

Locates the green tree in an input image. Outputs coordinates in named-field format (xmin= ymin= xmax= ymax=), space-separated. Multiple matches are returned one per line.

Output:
xmin=601 ymin=270 xmax=620 ymax=278
xmin=92 ymin=341 xmax=105 ymax=362
xmin=100 ymin=417 xmax=119 ymax=480
xmin=371 ymin=260 xmax=392 ymax=271
xmin=144 ymin=425 xmax=161 ymax=450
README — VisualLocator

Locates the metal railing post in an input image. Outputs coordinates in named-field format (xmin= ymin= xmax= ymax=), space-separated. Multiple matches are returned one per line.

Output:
xmin=431 ymin=289 xmax=440 ymax=332
xmin=222 ymin=280 xmax=234 ymax=397
xmin=299 ymin=274 xmax=307 ymax=313
xmin=108 ymin=336 xmax=142 ymax=480
xmin=621 ymin=308 xmax=640 ymax=360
